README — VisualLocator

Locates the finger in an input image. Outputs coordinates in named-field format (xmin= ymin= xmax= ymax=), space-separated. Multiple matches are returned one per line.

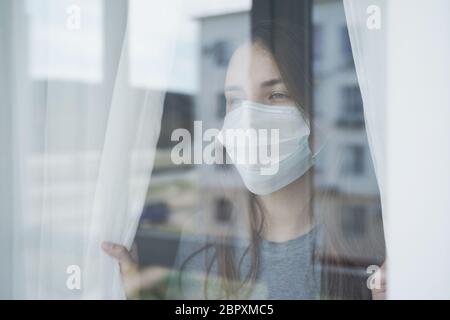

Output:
xmin=372 ymin=288 xmax=386 ymax=300
xmin=102 ymin=241 xmax=133 ymax=264
xmin=129 ymin=242 xmax=139 ymax=264
xmin=374 ymin=272 xmax=386 ymax=285
xmin=372 ymin=267 xmax=386 ymax=283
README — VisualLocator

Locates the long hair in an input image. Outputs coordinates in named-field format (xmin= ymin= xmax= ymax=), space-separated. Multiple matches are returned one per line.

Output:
xmin=180 ymin=22 xmax=386 ymax=300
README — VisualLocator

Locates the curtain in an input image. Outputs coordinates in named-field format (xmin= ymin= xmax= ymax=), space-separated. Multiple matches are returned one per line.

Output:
xmin=343 ymin=0 xmax=387 ymax=226
xmin=344 ymin=0 xmax=450 ymax=298
xmin=0 ymin=0 xmax=180 ymax=299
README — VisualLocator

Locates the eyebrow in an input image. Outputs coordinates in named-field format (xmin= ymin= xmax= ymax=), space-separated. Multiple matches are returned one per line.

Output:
xmin=260 ymin=78 xmax=283 ymax=88
xmin=224 ymin=78 xmax=284 ymax=92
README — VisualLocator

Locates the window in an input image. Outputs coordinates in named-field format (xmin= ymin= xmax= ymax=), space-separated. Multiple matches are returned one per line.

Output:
xmin=1 ymin=0 xmax=391 ymax=301
xmin=342 ymin=144 xmax=365 ymax=176
xmin=313 ymin=24 xmax=323 ymax=62
xmin=217 ymin=92 xmax=227 ymax=119
xmin=27 ymin=0 xmax=104 ymax=83
xmin=135 ymin=0 xmax=252 ymax=299
xmin=341 ymin=204 xmax=367 ymax=237
xmin=341 ymin=25 xmax=352 ymax=63
xmin=215 ymin=198 xmax=233 ymax=223
xmin=337 ymin=85 xmax=364 ymax=128
xmin=203 ymin=40 xmax=232 ymax=67
xmin=156 ymin=93 xmax=194 ymax=150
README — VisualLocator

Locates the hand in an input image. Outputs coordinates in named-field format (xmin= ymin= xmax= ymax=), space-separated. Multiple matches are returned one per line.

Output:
xmin=370 ymin=262 xmax=386 ymax=300
xmin=102 ymin=241 xmax=140 ymax=299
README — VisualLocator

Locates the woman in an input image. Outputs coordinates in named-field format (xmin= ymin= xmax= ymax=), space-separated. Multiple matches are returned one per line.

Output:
xmin=103 ymin=22 xmax=386 ymax=300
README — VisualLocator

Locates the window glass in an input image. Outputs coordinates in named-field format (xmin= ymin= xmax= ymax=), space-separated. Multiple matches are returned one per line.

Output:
xmin=312 ymin=0 xmax=383 ymax=298
xmin=1 ymin=0 xmax=386 ymax=300
xmin=133 ymin=0 xmax=252 ymax=299
xmin=27 ymin=0 xmax=103 ymax=83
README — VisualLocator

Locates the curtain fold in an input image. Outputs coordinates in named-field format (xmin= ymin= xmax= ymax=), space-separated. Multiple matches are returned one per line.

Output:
xmin=343 ymin=0 xmax=386 ymax=226
xmin=344 ymin=0 xmax=450 ymax=298
xmin=1 ymin=0 xmax=180 ymax=299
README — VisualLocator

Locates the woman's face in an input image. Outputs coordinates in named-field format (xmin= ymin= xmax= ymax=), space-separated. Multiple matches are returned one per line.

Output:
xmin=224 ymin=42 xmax=296 ymax=113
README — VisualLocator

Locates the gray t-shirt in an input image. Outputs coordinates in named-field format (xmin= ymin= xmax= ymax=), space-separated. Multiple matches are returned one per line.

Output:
xmin=167 ymin=226 xmax=322 ymax=300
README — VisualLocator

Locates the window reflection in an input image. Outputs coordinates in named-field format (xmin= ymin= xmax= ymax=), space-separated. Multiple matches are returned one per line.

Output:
xmin=133 ymin=1 xmax=251 ymax=299
xmin=313 ymin=0 xmax=382 ymax=273
xmin=21 ymin=0 xmax=384 ymax=299
xmin=128 ymin=0 xmax=183 ymax=91
xmin=132 ymin=0 xmax=383 ymax=300
xmin=27 ymin=0 xmax=103 ymax=83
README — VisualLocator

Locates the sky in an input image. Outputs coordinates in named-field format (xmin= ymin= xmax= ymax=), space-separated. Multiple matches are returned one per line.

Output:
xmin=27 ymin=0 xmax=251 ymax=93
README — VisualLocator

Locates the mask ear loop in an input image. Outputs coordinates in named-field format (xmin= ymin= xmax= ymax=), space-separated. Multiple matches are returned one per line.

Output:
xmin=312 ymin=144 xmax=325 ymax=160
xmin=311 ymin=124 xmax=329 ymax=162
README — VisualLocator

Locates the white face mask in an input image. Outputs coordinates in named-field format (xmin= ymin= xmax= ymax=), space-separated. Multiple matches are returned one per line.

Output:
xmin=218 ymin=100 xmax=315 ymax=195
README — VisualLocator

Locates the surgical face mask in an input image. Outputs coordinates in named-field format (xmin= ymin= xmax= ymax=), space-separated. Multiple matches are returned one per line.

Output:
xmin=218 ymin=100 xmax=316 ymax=195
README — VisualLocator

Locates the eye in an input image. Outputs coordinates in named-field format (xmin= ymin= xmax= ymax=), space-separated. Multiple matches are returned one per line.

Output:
xmin=269 ymin=92 xmax=290 ymax=101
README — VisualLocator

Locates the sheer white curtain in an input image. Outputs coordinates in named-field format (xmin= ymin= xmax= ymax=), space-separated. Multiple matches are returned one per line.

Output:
xmin=344 ymin=0 xmax=450 ymax=298
xmin=343 ymin=0 xmax=386 ymax=224
xmin=0 ymin=0 xmax=180 ymax=299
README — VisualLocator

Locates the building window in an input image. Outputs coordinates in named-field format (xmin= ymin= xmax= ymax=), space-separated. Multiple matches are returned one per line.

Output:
xmin=215 ymin=198 xmax=233 ymax=223
xmin=341 ymin=204 xmax=367 ymax=237
xmin=203 ymin=40 xmax=231 ymax=68
xmin=313 ymin=24 xmax=323 ymax=62
xmin=217 ymin=92 xmax=227 ymax=119
xmin=342 ymin=144 xmax=365 ymax=176
xmin=157 ymin=93 xmax=194 ymax=150
xmin=341 ymin=25 xmax=353 ymax=63
xmin=337 ymin=85 xmax=364 ymax=128
xmin=28 ymin=0 xmax=104 ymax=83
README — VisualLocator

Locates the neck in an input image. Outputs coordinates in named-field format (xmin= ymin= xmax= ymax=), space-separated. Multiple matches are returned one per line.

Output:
xmin=257 ymin=171 xmax=313 ymax=243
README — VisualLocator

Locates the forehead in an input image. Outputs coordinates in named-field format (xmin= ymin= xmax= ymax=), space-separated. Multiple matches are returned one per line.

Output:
xmin=225 ymin=42 xmax=281 ymax=87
